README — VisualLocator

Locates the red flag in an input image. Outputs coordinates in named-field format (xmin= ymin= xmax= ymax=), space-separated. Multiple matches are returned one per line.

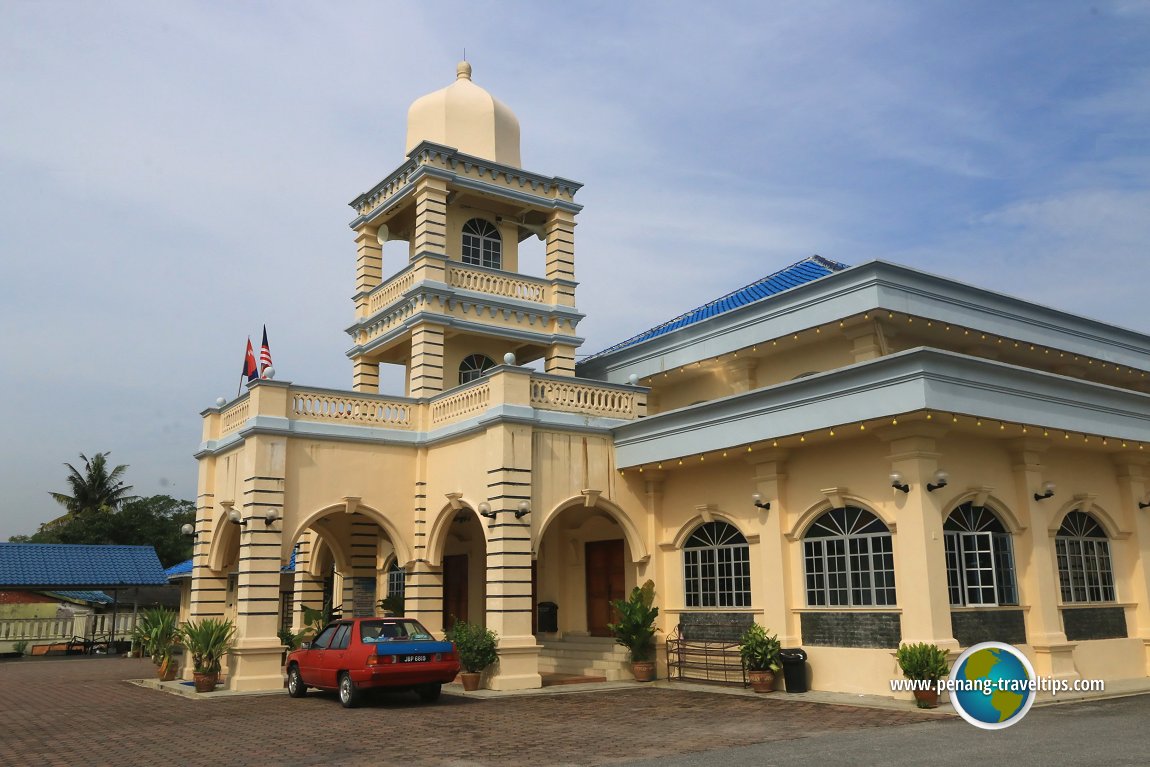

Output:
xmin=259 ymin=325 xmax=273 ymax=378
xmin=243 ymin=338 xmax=259 ymax=383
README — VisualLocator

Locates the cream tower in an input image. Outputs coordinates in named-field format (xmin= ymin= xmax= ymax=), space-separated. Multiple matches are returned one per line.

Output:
xmin=346 ymin=62 xmax=584 ymax=397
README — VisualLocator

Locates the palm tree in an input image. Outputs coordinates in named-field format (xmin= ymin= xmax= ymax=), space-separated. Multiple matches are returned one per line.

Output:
xmin=49 ymin=452 xmax=136 ymax=516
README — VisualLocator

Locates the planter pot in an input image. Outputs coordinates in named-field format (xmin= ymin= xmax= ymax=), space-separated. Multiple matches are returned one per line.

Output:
xmin=913 ymin=686 xmax=939 ymax=709
xmin=460 ymin=672 xmax=481 ymax=691
xmin=158 ymin=658 xmax=178 ymax=682
xmin=631 ymin=661 xmax=655 ymax=682
xmin=192 ymin=671 xmax=219 ymax=693
xmin=747 ymin=669 xmax=777 ymax=693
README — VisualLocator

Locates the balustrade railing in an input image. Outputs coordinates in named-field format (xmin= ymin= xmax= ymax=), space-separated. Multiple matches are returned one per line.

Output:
xmin=529 ymin=377 xmax=639 ymax=419
xmin=291 ymin=390 xmax=414 ymax=428
xmin=429 ymin=382 xmax=491 ymax=426
xmin=220 ymin=398 xmax=250 ymax=436
xmin=447 ymin=265 xmax=548 ymax=303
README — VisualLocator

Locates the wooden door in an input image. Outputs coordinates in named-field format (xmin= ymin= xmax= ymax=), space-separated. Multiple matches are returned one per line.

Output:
xmin=585 ymin=540 xmax=625 ymax=637
xmin=442 ymin=554 xmax=469 ymax=629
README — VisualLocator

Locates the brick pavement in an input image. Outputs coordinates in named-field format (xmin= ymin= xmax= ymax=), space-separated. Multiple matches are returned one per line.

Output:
xmin=0 ymin=657 xmax=943 ymax=766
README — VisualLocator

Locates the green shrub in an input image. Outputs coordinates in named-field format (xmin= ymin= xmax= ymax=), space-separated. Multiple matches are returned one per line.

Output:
xmin=181 ymin=618 xmax=236 ymax=674
xmin=133 ymin=608 xmax=181 ymax=666
xmin=13 ymin=640 xmax=28 ymax=656
xmin=607 ymin=580 xmax=660 ymax=662
xmin=446 ymin=620 xmax=499 ymax=673
xmin=895 ymin=642 xmax=950 ymax=681
xmin=738 ymin=624 xmax=781 ymax=673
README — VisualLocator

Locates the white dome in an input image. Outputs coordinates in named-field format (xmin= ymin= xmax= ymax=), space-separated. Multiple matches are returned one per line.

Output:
xmin=405 ymin=62 xmax=521 ymax=168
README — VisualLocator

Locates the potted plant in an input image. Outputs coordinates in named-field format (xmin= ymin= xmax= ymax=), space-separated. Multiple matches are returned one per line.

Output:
xmin=895 ymin=642 xmax=950 ymax=708
xmin=446 ymin=620 xmax=499 ymax=691
xmin=607 ymin=580 xmax=660 ymax=681
xmin=738 ymin=623 xmax=781 ymax=693
xmin=181 ymin=618 xmax=236 ymax=693
xmin=133 ymin=608 xmax=181 ymax=681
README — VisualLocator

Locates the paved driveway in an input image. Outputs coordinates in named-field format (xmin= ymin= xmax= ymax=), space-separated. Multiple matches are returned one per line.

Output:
xmin=0 ymin=657 xmax=939 ymax=766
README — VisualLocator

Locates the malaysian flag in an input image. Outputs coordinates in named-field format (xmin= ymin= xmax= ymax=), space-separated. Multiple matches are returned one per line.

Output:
xmin=259 ymin=325 xmax=274 ymax=378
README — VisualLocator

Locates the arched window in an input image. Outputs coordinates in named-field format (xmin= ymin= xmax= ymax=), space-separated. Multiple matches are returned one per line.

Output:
xmin=458 ymin=353 xmax=496 ymax=385
xmin=386 ymin=559 xmax=405 ymax=599
xmin=803 ymin=507 xmax=895 ymax=607
xmin=1055 ymin=511 xmax=1115 ymax=603
xmin=943 ymin=503 xmax=1017 ymax=606
xmin=462 ymin=218 xmax=501 ymax=269
xmin=683 ymin=521 xmax=750 ymax=608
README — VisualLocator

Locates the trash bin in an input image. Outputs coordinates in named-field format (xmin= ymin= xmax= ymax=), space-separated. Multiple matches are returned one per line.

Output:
xmin=779 ymin=648 xmax=808 ymax=693
xmin=537 ymin=601 xmax=559 ymax=633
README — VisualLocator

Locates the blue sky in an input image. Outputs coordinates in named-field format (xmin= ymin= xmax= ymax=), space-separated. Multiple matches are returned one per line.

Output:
xmin=1 ymin=1 xmax=1148 ymax=538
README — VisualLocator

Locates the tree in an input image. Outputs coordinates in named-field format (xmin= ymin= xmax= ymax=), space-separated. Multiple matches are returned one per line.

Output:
xmin=48 ymin=452 xmax=136 ymax=516
xmin=12 ymin=495 xmax=195 ymax=567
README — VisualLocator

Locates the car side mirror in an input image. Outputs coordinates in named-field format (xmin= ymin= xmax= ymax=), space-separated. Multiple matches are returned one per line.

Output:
xmin=299 ymin=641 xmax=311 ymax=650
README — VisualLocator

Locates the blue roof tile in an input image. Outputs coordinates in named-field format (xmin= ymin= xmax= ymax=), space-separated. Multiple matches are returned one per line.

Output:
xmin=164 ymin=544 xmax=296 ymax=581
xmin=583 ymin=255 xmax=848 ymax=361
xmin=45 ymin=590 xmax=114 ymax=605
xmin=0 ymin=544 xmax=168 ymax=588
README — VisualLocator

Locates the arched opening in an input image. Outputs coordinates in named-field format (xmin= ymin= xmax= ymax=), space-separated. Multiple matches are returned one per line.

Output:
xmin=943 ymin=502 xmax=1017 ymax=606
xmin=802 ymin=506 xmax=895 ymax=607
xmin=438 ymin=506 xmax=488 ymax=630
xmin=536 ymin=504 xmax=634 ymax=637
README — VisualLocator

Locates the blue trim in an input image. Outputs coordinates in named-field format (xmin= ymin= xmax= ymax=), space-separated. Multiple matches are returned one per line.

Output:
xmin=583 ymin=255 xmax=847 ymax=361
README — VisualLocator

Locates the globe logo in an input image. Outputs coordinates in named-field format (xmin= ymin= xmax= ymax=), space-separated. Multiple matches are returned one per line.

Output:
xmin=949 ymin=641 xmax=1036 ymax=729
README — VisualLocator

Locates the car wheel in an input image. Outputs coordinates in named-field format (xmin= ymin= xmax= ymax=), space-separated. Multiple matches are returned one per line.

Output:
xmin=287 ymin=664 xmax=307 ymax=698
xmin=416 ymin=683 xmax=442 ymax=703
xmin=338 ymin=672 xmax=360 ymax=708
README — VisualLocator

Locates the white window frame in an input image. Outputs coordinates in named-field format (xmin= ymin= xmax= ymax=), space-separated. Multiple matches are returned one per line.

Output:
xmin=462 ymin=218 xmax=502 ymax=270
xmin=803 ymin=507 xmax=895 ymax=607
xmin=1055 ymin=511 xmax=1115 ymax=604
xmin=682 ymin=521 xmax=751 ymax=608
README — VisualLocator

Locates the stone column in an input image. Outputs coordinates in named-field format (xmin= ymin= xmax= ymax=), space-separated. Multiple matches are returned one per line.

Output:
xmin=351 ymin=358 xmax=380 ymax=393
xmin=749 ymin=452 xmax=795 ymax=645
xmin=1113 ymin=455 xmax=1150 ymax=674
xmin=544 ymin=343 xmax=577 ymax=376
xmin=545 ymin=211 xmax=576 ymax=287
xmin=412 ymin=178 xmax=449 ymax=258
xmin=406 ymin=561 xmax=445 ymax=636
xmin=291 ymin=533 xmax=325 ymax=632
xmin=409 ymin=322 xmax=446 ymax=397
xmin=1009 ymin=439 xmax=1077 ymax=680
xmin=353 ymin=225 xmax=383 ymax=318
xmin=229 ymin=433 xmax=288 ymax=691
xmin=883 ymin=428 xmax=959 ymax=652
xmin=349 ymin=518 xmax=380 ymax=616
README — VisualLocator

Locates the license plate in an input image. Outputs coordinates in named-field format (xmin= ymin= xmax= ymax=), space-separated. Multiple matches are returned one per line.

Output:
xmin=402 ymin=655 xmax=428 ymax=663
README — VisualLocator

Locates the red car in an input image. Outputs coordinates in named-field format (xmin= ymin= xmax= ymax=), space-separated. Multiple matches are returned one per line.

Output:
xmin=286 ymin=617 xmax=460 ymax=707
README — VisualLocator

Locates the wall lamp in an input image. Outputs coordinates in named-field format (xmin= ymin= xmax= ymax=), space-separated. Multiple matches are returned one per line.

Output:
xmin=477 ymin=502 xmax=497 ymax=519
xmin=751 ymin=493 xmax=771 ymax=511
xmin=180 ymin=523 xmax=197 ymax=538
xmin=927 ymin=470 xmax=949 ymax=493
xmin=515 ymin=501 xmax=531 ymax=519
xmin=889 ymin=472 xmax=910 ymax=494
xmin=1138 ymin=494 xmax=1150 ymax=510
xmin=1034 ymin=482 xmax=1056 ymax=502
xmin=225 ymin=503 xmax=280 ymax=526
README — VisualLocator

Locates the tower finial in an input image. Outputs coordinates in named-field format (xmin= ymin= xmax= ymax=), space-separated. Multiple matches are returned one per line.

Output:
xmin=457 ymin=60 xmax=472 ymax=80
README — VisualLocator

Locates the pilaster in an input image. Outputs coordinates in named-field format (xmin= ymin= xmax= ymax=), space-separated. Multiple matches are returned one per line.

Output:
xmin=406 ymin=560 xmax=445 ymax=636
xmin=749 ymin=451 xmax=795 ymax=645
xmin=290 ymin=533 xmax=325 ymax=632
xmin=1113 ymin=454 xmax=1150 ymax=674
xmin=1009 ymin=438 xmax=1077 ymax=680
xmin=882 ymin=428 xmax=958 ymax=651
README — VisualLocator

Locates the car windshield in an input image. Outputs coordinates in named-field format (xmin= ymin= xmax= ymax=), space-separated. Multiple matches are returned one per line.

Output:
xmin=360 ymin=619 xmax=435 ymax=642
